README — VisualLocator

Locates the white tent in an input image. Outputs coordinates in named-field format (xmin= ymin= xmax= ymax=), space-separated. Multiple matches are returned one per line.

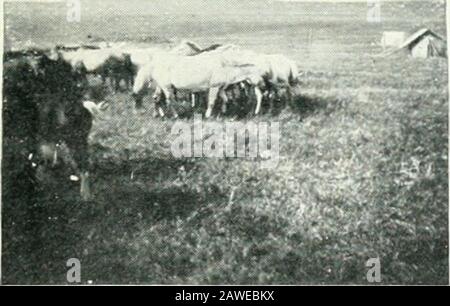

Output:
xmin=386 ymin=28 xmax=447 ymax=59
xmin=380 ymin=31 xmax=407 ymax=51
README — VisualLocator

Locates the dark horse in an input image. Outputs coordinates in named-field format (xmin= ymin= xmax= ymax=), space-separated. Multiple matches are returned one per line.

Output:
xmin=3 ymin=51 xmax=94 ymax=201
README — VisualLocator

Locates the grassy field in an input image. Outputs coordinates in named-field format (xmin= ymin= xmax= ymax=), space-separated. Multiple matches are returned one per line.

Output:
xmin=2 ymin=0 xmax=448 ymax=284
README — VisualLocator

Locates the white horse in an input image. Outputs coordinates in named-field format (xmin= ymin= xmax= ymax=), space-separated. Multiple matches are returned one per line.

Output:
xmin=132 ymin=45 xmax=298 ymax=117
xmin=173 ymin=43 xmax=242 ymax=110
xmin=130 ymin=44 xmax=202 ymax=114
xmin=216 ymin=50 xmax=299 ymax=87
xmin=143 ymin=52 xmax=265 ymax=118
xmin=129 ymin=43 xmax=206 ymax=115
xmin=263 ymin=54 xmax=299 ymax=87
xmin=214 ymin=50 xmax=299 ymax=111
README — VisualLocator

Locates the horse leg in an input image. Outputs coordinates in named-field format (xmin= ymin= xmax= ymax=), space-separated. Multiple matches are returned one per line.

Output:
xmin=135 ymin=93 xmax=143 ymax=109
xmin=128 ymin=72 xmax=134 ymax=90
xmin=115 ymin=75 xmax=121 ymax=93
xmin=132 ymin=87 xmax=145 ymax=109
xmin=160 ymin=86 xmax=176 ymax=118
xmin=108 ymin=75 xmax=114 ymax=92
xmin=191 ymin=93 xmax=196 ymax=108
xmin=270 ymin=85 xmax=279 ymax=114
xmin=64 ymin=129 xmax=92 ymax=201
xmin=254 ymin=86 xmax=263 ymax=115
xmin=157 ymin=89 xmax=166 ymax=118
xmin=227 ymin=87 xmax=237 ymax=116
xmin=219 ymin=87 xmax=229 ymax=115
xmin=285 ymin=85 xmax=293 ymax=109
xmin=126 ymin=75 xmax=132 ymax=91
xmin=205 ymin=87 xmax=220 ymax=119
xmin=168 ymin=87 xmax=179 ymax=119
xmin=152 ymin=87 xmax=163 ymax=117
xmin=101 ymin=74 xmax=107 ymax=87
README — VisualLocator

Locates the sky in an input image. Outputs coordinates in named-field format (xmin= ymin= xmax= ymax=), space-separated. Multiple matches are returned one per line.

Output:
xmin=4 ymin=0 xmax=439 ymax=2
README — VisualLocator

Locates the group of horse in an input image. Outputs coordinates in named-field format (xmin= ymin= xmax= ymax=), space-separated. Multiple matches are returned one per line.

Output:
xmin=52 ymin=40 xmax=301 ymax=118
xmin=4 ymin=47 xmax=108 ymax=202
xmin=2 ymin=40 xmax=300 ymax=201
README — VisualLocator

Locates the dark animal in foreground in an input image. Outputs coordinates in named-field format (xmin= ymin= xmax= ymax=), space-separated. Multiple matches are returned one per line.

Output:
xmin=3 ymin=53 xmax=103 ymax=201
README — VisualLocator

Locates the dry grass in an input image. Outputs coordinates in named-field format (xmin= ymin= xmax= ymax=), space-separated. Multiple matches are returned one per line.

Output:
xmin=2 ymin=1 xmax=448 ymax=284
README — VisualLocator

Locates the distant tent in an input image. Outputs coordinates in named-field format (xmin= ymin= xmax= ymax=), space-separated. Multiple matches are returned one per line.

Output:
xmin=386 ymin=28 xmax=447 ymax=59
xmin=381 ymin=31 xmax=407 ymax=51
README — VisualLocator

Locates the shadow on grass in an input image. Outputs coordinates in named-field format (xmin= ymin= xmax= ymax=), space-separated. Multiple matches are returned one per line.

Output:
xmin=181 ymin=92 xmax=343 ymax=120
xmin=2 ymin=155 xmax=224 ymax=284
xmin=155 ymin=91 xmax=292 ymax=119
xmin=289 ymin=94 xmax=341 ymax=119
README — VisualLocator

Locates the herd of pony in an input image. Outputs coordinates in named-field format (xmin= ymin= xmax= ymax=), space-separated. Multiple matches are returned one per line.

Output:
xmin=2 ymin=41 xmax=300 ymax=200
xmin=50 ymin=40 xmax=301 ymax=118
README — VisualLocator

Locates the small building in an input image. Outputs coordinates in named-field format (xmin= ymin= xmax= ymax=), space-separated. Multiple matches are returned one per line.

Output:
xmin=395 ymin=28 xmax=447 ymax=59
